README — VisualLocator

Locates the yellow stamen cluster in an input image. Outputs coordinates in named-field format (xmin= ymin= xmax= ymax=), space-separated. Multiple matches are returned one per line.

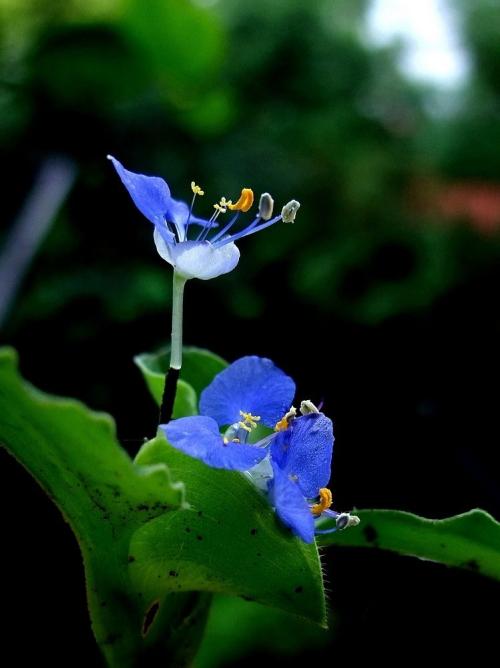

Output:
xmin=214 ymin=196 xmax=232 ymax=214
xmin=274 ymin=406 xmax=297 ymax=432
xmin=191 ymin=181 xmax=204 ymax=196
xmin=228 ymin=188 xmax=254 ymax=213
xmin=310 ymin=487 xmax=333 ymax=517
xmin=238 ymin=410 xmax=261 ymax=432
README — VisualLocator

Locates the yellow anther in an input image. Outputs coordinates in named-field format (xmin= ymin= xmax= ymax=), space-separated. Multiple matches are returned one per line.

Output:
xmin=238 ymin=410 xmax=261 ymax=432
xmin=274 ymin=416 xmax=288 ymax=432
xmin=274 ymin=406 xmax=297 ymax=432
xmin=191 ymin=181 xmax=204 ymax=196
xmin=223 ymin=436 xmax=241 ymax=444
xmin=228 ymin=188 xmax=254 ymax=213
xmin=213 ymin=197 xmax=232 ymax=214
xmin=310 ymin=488 xmax=333 ymax=517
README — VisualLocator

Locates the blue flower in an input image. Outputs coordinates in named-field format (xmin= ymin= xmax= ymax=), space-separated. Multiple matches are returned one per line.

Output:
xmin=162 ymin=356 xmax=353 ymax=543
xmin=108 ymin=156 xmax=300 ymax=281
xmin=164 ymin=356 xmax=296 ymax=471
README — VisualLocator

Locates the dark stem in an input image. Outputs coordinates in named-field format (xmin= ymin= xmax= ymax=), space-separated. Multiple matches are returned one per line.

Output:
xmin=159 ymin=367 xmax=180 ymax=425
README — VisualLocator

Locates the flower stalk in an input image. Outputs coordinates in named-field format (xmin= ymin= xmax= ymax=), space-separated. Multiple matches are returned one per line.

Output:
xmin=159 ymin=271 xmax=187 ymax=424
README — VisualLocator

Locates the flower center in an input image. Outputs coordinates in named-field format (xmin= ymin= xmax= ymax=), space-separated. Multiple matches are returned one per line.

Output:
xmin=238 ymin=410 xmax=261 ymax=433
xmin=310 ymin=487 xmax=333 ymax=516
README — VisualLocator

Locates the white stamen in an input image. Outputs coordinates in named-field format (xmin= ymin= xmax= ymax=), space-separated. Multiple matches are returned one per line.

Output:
xmin=281 ymin=199 xmax=300 ymax=223
xmin=258 ymin=192 xmax=274 ymax=221
xmin=300 ymin=400 xmax=319 ymax=415
xmin=336 ymin=513 xmax=361 ymax=530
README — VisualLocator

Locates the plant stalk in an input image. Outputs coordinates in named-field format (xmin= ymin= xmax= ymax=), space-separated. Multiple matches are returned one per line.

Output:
xmin=159 ymin=272 xmax=187 ymax=424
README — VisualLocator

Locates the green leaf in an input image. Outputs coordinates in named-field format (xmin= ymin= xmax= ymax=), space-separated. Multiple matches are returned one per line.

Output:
xmin=170 ymin=378 xmax=198 ymax=418
xmin=132 ymin=434 xmax=327 ymax=626
xmin=134 ymin=346 xmax=227 ymax=406
xmin=194 ymin=595 xmax=329 ymax=668
xmin=317 ymin=508 xmax=500 ymax=580
xmin=0 ymin=347 xmax=208 ymax=666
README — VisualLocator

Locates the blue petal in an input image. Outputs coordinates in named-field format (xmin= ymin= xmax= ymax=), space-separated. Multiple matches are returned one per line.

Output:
xmin=199 ymin=356 xmax=296 ymax=428
xmin=108 ymin=156 xmax=174 ymax=236
xmin=271 ymin=413 xmax=333 ymax=498
xmin=162 ymin=415 xmax=268 ymax=470
xmin=268 ymin=462 xmax=315 ymax=543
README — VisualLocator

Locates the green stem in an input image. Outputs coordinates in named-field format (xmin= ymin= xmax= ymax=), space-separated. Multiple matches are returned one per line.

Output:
xmin=159 ymin=272 xmax=187 ymax=424
xmin=170 ymin=272 xmax=187 ymax=370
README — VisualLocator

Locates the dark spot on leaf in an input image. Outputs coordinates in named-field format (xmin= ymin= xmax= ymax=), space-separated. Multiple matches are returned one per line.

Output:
xmin=363 ymin=525 xmax=378 ymax=543
xmin=250 ymin=528 xmax=257 ymax=536
xmin=464 ymin=559 xmax=480 ymax=572
xmin=103 ymin=632 xmax=121 ymax=646
xmin=169 ymin=570 xmax=179 ymax=577
xmin=241 ymin=595 xmax=255 ymax=602
xmin=440 ymin=543 xmax=446 ymax=549
xmin=128 ymin=556 xmax=135 ymax=563
xmin=185 ymin=527 xmax=191 ymax=533
xmin=294 ymin=586 xmax=303 ymax=594
xmin=142 ymin=601 xmax=160 ymax=637
xmin=196 ymin=535 xmax=203 ymax=541
xmin=152 ymin=501 xmax=170 ymax=511
xmin=100 ymin=601 xmax=107 ymax=607
xmin=197 ymin=510 xmax=203 ymax=517
xmin=136 ymin=503 xmax=150 ymax=511
xmin=257 ymin=552 xmax=262 ymax=557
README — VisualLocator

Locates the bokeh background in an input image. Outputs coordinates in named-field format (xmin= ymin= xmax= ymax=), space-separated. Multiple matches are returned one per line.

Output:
xmin=1 ymin=0 xmax=500 ymax=664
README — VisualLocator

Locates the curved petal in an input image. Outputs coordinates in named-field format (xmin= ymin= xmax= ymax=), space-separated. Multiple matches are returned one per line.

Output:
xmin=153 ymin=227 xmax=176 ymax=267
xmin=108 ymin=156 xmax=173 ymax=231
xmin=162 ymin=415 xmax=267 ymax=470
xmin=271 ymin=413 xmax=333 ymax=498
xmin=153 ymin=237 xmax=240 ymax=280
xmin=268 ymin=462 xmax=315 ymax=543
xmin=167 ymin=198 xmax=217 ymax=231
xmin=200 ymin=356 xmax=296 ymax=428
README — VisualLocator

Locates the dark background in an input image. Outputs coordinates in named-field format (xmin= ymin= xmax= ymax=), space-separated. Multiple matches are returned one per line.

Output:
xmin=1 ymin=0 xmax=500 ymax=664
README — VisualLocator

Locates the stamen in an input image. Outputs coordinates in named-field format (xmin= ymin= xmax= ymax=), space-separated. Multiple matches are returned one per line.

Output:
xmin=336 ymin=512 xmax=361 ymax=530
xmin=238 ymin=410 xmax=261 ymax=432
xmin=228 ymin=188 xmax=254 ymax=213
xmin=223 ymin=436 xmax=241 ymax=444
xmin=212 ymin=213 xmax=283 ymax=248
xmin=300 ymin=400 xmax=320 ymax=415
xmin=274 ymin=406 xmax=297 ymax=432
xmin=186 ymin=181 xmax=205 ymax=234
xmin=191 ymin=181 xmax=204 ymax=196
xmin=195 ymin=197 xmax=230 ymax=241
xmin=209 ymin=212 xmax=241 ymax=244
xmin=281 ymin=199 xmax=300 ymax=223
xmin=310 ymin=488 xmax=333 ymax=516
xmin=258 ymin=192 xmax=274 ymax=221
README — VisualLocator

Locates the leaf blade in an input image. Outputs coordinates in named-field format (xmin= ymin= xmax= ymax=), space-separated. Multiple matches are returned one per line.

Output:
xmin=132 ymin=434 xmax=327 ymax=626
xmin=317 ymin=508 xmax=500 ymax=580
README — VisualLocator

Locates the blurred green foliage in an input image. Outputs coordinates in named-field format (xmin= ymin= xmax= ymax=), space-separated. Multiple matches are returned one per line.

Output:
xmin=2 ymin=0 xmax=500 ymax=338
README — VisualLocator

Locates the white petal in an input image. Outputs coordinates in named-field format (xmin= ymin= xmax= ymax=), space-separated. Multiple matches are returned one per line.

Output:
xmin=153 ymin=227 xmax=176 ymax=267
xmin=153 ymin=230 xmax=240 ymax=280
